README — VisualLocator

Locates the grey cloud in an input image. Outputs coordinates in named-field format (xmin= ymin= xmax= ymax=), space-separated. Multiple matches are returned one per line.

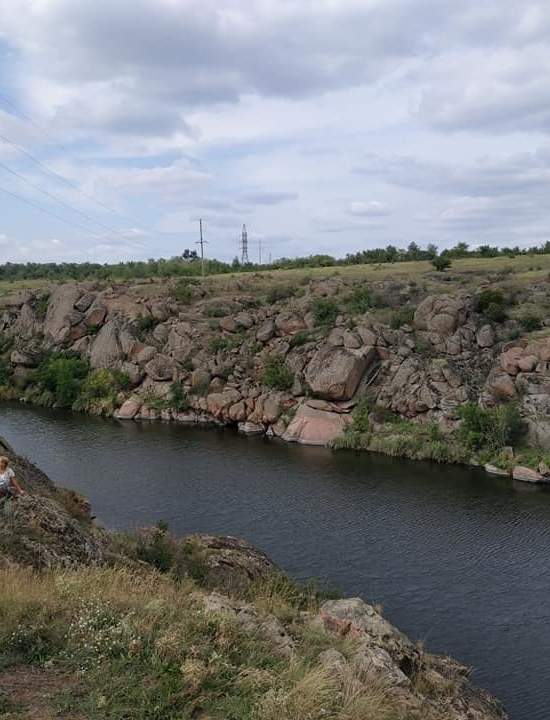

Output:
xmin=355 ymin=150 xmax=550 ymax=197
xmin=238 ymin=191 xmax=298 ymax=206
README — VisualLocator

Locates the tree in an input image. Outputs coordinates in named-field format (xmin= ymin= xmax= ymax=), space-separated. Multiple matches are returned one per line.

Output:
xmin=426 ymin=243 xmax=438 ymax=259
xmin=432 ymin=255 xmax=452 ymax=272
xmin=407 ymin=241 xmax=422 ymax=260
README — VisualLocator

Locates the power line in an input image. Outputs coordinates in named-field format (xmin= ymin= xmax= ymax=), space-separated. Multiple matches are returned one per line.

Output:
xmin=0 ymin=184 xmax=107 ymax=238
xmin=0 ymin=128 xmax=167 ymax=238
xmin=0 ymin=91 xmax=72 ymax=154
xmin=0 ymin=158 xmax=130 ymax=239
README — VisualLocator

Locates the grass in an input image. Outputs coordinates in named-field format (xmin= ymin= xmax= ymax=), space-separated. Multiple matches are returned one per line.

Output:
xmin=0 ymin=564 xmax=416 ymax=720
xmin=7 ymin=252 xmax=550 ymax=305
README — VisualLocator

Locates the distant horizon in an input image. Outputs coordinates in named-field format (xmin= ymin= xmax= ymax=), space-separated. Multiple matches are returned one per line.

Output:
xmin=1 ymin=1 xmax=549 ymax=264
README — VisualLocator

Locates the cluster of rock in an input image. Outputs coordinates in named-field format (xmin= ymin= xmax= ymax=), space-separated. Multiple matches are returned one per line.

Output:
xmin=1 ymin=278 xmax=550 ymax=477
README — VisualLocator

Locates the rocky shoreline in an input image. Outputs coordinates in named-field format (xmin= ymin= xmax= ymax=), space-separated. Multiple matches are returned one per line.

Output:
xmin=2 ymin=273 xmax=550 ymax=482
xmin=0 ymin=437 xmax=508 ymax=719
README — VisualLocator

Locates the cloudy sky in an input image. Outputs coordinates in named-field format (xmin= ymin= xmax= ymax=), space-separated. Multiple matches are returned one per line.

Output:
xmin=0 ymin=0 xmax=549 ymax=264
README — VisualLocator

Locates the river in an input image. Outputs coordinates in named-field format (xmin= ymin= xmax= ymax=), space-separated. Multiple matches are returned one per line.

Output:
xmin=1 ymin=402 xmax=549 ymax=719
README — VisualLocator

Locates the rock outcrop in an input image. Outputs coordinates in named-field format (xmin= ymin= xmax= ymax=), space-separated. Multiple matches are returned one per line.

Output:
xmin=0 ymin=276 xmax=549 ymax=472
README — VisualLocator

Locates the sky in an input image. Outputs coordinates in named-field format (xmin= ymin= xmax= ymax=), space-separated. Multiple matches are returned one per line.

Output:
xmin=0 ymin=0 xmax=549 ymax=264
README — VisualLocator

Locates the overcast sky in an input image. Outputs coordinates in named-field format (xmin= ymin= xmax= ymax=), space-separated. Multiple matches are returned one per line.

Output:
xmin=0 ymin=0 xmax=549 ymax=264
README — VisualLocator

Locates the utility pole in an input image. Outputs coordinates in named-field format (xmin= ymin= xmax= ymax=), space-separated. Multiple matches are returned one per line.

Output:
xmin=258 ymin=238 xmax=262 ymax=265
xmin=196 ymin=218 xmax=208 ymax=277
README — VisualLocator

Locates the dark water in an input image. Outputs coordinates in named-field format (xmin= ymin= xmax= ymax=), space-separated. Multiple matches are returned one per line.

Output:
xmin=1 ymin=403 xmax=550 ymax=719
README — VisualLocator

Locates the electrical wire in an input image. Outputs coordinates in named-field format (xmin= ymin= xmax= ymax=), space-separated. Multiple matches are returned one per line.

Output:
xmin=0 ymin=184 xmax=106 ymax=238
xmin=0 ymin=159 xmax=129 ymax=238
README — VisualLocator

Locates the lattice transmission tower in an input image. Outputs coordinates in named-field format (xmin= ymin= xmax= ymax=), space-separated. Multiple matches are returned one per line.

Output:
xmin=240 ymin=224 xmax=249 ymax=264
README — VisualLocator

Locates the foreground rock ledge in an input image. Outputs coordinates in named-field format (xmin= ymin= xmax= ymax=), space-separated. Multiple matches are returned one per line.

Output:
xmin=0 ymin=446 xmax=508 ymax=720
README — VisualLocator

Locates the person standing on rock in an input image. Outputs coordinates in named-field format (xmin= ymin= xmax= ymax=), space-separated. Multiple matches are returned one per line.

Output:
xmin=0 ymin=456 xmax=26 ymax=499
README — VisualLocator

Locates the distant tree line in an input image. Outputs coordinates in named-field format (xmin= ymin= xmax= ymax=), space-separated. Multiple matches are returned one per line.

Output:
xmin=2 ymin=240 xmax=550 ymax=282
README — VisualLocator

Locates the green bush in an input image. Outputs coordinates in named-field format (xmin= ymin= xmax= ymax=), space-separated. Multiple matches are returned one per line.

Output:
xmin=346 ymin=286 xmax=371 ymax=314
xmin=431 ymin=256 xmax=452 ymax=271
xmin=262 ymin=356 xmax=294 ymax=390
xmin=310 ymin=297 xmax=339 ymax=327
xmin=209 ymin=336 xmax=239 ymax=353
xmin=458 ymin=401 xmax=525 ymax=452
xmin=75 ymin=368 xmax=130 ymax=409
xmin=351 ymin=396 xmax=370 ymax=433
xmin=172 ymin=278 xmax=198 ymax=304
xmin=390 ymin=306 xmax=415 ymax=329
xmin=266 ymin=285 xmax=296 ymax=304
xmin=475 ymin=290 xmax=508 ymax=323
xmin=34 ymin=293 xmax=50 ymax=320
xmin=204 ymin=304 xmax=225 ymax=318
xmin=0 ymin=358 xmax=12 ymax=386
xmin=133 ymin=314 xmax=157 ymax=340
xmin=36 ymin=354 xmax=89 ymax=407
xmin=519 ymin=314 xmax=542 ymax=332
xmin=289 ymin=330 xmax=312 ymax=348
xmin=0 ymin=333 xmax=13 ymax=355
xmin=170 ymin=382 xmax=190 ymax=411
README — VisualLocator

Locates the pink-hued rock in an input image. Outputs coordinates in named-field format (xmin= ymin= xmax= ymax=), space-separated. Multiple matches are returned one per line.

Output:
xmin=488 ymin=373 xmax=517 ymax=400
xmin=500 ymin=347 xmax=525 ymax=375
xmin=115 ymin=398 xmax=142 ymax=420
xmin=282 ymin=404 xmax=350 ymax=446
xmin=517 ymin=355 xmax=538 ymax=373
xmin=305 ymin=345 xmax=376 ymax=401
xmin=512 ymin=466 xmax=548 ymax=483
xmin=44 ymin=284 xmax=81 ymax=341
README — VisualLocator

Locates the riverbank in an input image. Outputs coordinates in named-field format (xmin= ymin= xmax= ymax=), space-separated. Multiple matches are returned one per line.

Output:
xmin=0 ymin=437 xmax=508 ymax=719
xmin=2 ymin=265 xmax=550 ymax=481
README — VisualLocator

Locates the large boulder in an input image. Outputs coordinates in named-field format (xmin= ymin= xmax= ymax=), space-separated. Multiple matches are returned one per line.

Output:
xmin=184 ymin=534 xmax=276 ymax=593
xmin=44 ymin=284 xmax=81 ymax=342
xmin=305 ymin=345 xmax=376 ymax=400
xmin=414 ymin=294 xmax=469 ymax=336
xmin=144 ymin=353 xmax=177 ymax=382
xmin=0 ymin=496 xmax=104 ymax=568
xmin=283 ymin=403 xmax=350 ymax=446
xmin=90 ymin=321 xmax=123 ymax=369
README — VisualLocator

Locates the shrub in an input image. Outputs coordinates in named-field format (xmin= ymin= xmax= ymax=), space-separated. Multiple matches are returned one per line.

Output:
xmin=34 ymin=293 xmax=50 ymax=320
xmin=204 ymin=304 xmax=225 ymax=318
xmin=133 ymin=314 xmax=157 ymax=340
xmin=172 ymin=280 xmax=194 ymax=304
xmin=75 ymin=368 xmax=130 ymax=410
xmin=0 ymin=358 xmax=12 ymax=386
xmin=458 ymin=401 xmax=525 ymax=452
xmin=432 ymin=256 xmax=451 ymax=271
xmin=36 ymin=354 xmax=89 ymax=407
xmin=209 ymin=336 xmax=239 ymax=353
xmin=519 ymin=314 xmax=542 ymax=332
xmin=170 ymin=382 xmax=190 ymax=411
xmin=0 ymin=333 xmax=13 ymax=354
xmin=262 ymin=356 xmax=294 ymax=390
xmin=346 ymin=286 xmax=371 ymax=314
xmin=289 ymin=330 xmax=312 ymax=348
xmin=351 ymin=396 xmax=370 ymax=433
xmin=310 ymin=297 xmax=339 ymax=327
xmin=475 ymin=290 xmax=508 ymax=323
xmin=266 ymin=285 xmax=295 ymax=304
xmin=390 ymin=306 xmax=415 ymax=329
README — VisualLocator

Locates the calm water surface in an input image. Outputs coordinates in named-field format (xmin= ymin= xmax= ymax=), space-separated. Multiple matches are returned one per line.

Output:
xmin=1 ymin=402 xmax=550 ymax=720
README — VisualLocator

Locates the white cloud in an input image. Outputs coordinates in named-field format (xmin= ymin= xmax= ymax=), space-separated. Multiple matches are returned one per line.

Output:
xmin=0 ymin=0 xmax=549 ymax=262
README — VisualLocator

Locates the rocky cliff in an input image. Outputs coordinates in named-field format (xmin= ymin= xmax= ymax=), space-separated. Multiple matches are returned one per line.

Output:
xmin=0 ymin=447 xmax=507 ymax=720
xmin=2 ymin=270 xmax=550 ymax=480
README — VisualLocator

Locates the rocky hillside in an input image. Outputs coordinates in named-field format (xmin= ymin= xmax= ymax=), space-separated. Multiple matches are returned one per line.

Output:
xmin=2 ymin=267 xmax=550 ymax=480
xmin=0 ymin=445 xmax=507 ymax=720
